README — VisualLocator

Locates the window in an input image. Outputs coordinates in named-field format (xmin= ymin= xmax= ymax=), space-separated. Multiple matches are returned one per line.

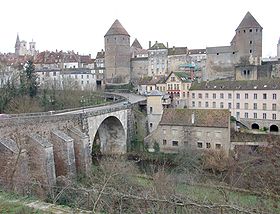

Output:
xmin=236 ymin=112 xmax=240 ymax=120
xmin=205 ymin=93 xmax=209 ymax=99
xmin=149 ymin=123 xmax=153 ymax=128
xmin=220 ymin=102 xmax=224 ymax=109
xmin=53 ymin=71 xmax=56 ymax=76
xmin=197 ymin=142 xmax=203 ymax=148
xmin=81 ymin=75 xmax=83 ymax=79
xmin=236 ymin=93 xmax=240 ymax=99
xmin=263 ymin=103 xmax=267 ymax=110
xmin=245 ymin=93 xmax=248 ymax=99
xmin=198 ymin=101 xmax=201 ymax=107
xmin=212 ymin=102 xmax=216 ymax=108
xmin=215 ymin=144 xmax=221 ymax=149
xmin=250 ymin=29 xmax=252 ymax=32
xmin=250 ymin=40 xmax=252 ymax=44
xmin=75 ymin=75 xmax=78 ymax=79
xmin=81 ymin=81 xmax=83 ymax=84
xmin=254 ymin=93 xmax=257 ymax=99
xmin=87 ymin=81 xmax=89 ymax=84
xmin=198 ymin=93 xmax=202 ymax=99
xmin=273 ymin=93 xmax=277 ymax=99
xmin=206 ymin=143 xmax=211 ymax=149
xmin=228 ymin=93 xmax=232 ymax=99
xmin=192 ymin=93 xmax=195 ymax=98
xmin=171 ymin=76 xmax=175 ymax=81
xmin=272 ymin=104 xmax=277 ymax=111
xmin=213 ymin=93 xmax=216 ymax=99
xmin=150 ymin=107 xmax=153 ymax=113
xmin=172 ymin=141 xmax=179 ymax=146
xmin=87 ymin=75 xmax=89 ymax=79
xmin=263 ymin=93 xmax=267 ymax=99
xmin=228 ymin=102 xmax=232 ymax=109
xmin=183 ymin=92 xmax=185 ymax=97
xmin=250 ymin=49 xmax=252 ymax=53
xmin=263 ymin=113 xmax=267 ymax=119
xmin=273 ymin=114 xmax=277 ymax=120
xmin=253 ymin=103 xmax=257 ymax=110
xmin=254 ymin=113 xmax=257 ymax=119
xmin=192 ymin=101 xmax=195 ymax=107
xmin=244 ymin=103 xmax=249 ymax=110
xmin=205 ymin=101 xmax=209 ymax=108
xmin=220 ymin=93 xmax=224 ymax=99
xmin=245 ymin=112 xmax=249 ymax=118
xmin=236 ymin=103 xmax=240 ymax=109
xmin=163 ymin=139 xmax=167 ymax=145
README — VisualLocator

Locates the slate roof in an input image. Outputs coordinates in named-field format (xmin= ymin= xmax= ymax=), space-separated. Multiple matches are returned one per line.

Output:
xmin=168 ymin=47 xmax=188 ymax=56
xmin=96 ymin=50 xmax=105 ymax=59
xmin=160 ymin=108 xmax=230 ymax=128
xmin=149 ymin=42 xmax=167 ymax=50
xmin=188 ymin=49 xmax=206 ymax=55
xmin=173 ymin=72 xmax=191 ymax=83
xmin=105 ymin=19 xmax=130 ymax=37
xmin=236 ymin=11 xmax=262 ymax=30
xmin=131 ymin=38 xmax=142 ymax=49
xmin=139 ymin=76 xmax=166 ymax=85
xmin=190 ymin=79 xmax=280 ymax=91
xmin=147 ymin=90 xmax=163 ymax=96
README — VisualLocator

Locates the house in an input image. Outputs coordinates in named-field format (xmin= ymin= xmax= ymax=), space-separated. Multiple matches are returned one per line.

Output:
xmin=165 ymin=71 xmax=192 ymax=108
xmin=147 ymin=90 xmax=171 ymax=133
xmin=145 ymin=108 xmax=231 ymax=154
xmin=189 ymin=79 xmax=280 ymax=132
xmin=148 ymin=42 xmax=168 ymax=76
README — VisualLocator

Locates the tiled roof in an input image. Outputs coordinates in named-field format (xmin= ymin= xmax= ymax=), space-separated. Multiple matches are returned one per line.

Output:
xmin=105 ymin=19 xmax=130 ymax=37
xmin=149 ymin=42 xmax=167 ymax=50
xmin=160 ymin=108 xmax=230 ymax=128
xmin=131 ymin=38 xmax=142 ymax=49
xmin=236 ymin=11 xmax=262 ymax=30
xmin=188 ymin=49 xmax=206 ymax=55
xmin=190 ymin=79 xmax=280 ymax=91
xmin=168 ymin=47 xmax=188 ymax=56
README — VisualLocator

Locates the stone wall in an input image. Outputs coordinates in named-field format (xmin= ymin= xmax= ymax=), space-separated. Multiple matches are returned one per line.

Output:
xmin=51 ymin=130 xmax=76 ymax=178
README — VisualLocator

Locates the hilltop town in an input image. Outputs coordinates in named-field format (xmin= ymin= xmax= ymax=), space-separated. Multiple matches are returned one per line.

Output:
xmin=1 ymin=11 xmax=280 ymax=213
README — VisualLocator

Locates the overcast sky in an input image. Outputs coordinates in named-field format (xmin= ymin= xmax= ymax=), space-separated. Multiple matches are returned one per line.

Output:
xmin=0 ymin=0 xmax=279 ymax=57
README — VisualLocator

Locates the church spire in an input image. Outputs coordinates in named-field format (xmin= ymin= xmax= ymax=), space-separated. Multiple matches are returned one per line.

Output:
xmin=15 ymin=33 xmax=20 ymax=48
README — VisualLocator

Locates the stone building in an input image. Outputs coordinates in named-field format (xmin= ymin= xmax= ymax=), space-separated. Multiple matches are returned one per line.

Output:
xmin=189 ymin=79 xmax=280 ymax=132
xmin=145 ymin=108 xmax=231 ymax=154
xmin=15 ymin=34 xmax=37 ymax=56
xmin=104 ymin=19 xmax=131 ymax=84
xmin=130 ymin=39 xmax=148 ymax=83
xmin=147 ymin=90 xmax=171 ymax=133
xmin=167 ymin=46 xmax=188 ymax=72
xmin=94 ymin=50 xmax=105 ymax=89
xmin=148 ymin=42 xmax=168 ymax=76
xmin=206 ymin=12 xmax=262 ymax=81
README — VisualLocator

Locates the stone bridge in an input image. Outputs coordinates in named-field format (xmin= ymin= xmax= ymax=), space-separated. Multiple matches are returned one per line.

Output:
xmin=0 ymin=93 xmax=146 ymax=190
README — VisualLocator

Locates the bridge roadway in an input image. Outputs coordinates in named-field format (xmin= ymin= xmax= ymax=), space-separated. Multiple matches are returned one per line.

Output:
xmin=55 ymin=93 xmax=146 ymax=115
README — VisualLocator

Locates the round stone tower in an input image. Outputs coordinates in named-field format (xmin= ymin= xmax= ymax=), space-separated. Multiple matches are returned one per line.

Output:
xmin=104 ymin=19 xmax=131 ymax=84
xmin=234 ymin=12 xmax=262 ymax=64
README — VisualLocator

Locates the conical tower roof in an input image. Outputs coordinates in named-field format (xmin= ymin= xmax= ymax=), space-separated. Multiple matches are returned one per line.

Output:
xmin=105 ymin=19 xmax=130 ymax=37
xmin=131 ymin=38 xmax=142 ymax=49
xmin=236 ymin=12 xmax=262 ymax=30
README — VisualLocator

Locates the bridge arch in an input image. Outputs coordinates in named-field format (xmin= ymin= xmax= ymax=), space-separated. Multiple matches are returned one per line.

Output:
xmin=87 ymin=110 xmax=128 ymax=155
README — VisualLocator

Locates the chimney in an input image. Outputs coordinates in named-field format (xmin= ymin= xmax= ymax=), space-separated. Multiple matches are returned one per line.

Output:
xmin=149 ymin=41 xmax=151 ymax=48
xmin=191 ymin=113 xmax=195 ymax=124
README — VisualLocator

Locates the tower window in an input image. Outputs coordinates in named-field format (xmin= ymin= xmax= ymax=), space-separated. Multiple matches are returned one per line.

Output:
xmin=244 ymin=30 xmax=246 ymax=33
xmin=250 ymin=29 xmax=252 ymax=32
xmin=250 ymin=41 xmax=252 ymax=44
xmin=250 ymin=49 xmax=252 ymax=53
xmin=233 ymin=52 xmax=235 ymax=54
xmin=256 ymin=29 xmax=258 ymax=32
xmin=216 ymin=53 xmax=219 ymax=55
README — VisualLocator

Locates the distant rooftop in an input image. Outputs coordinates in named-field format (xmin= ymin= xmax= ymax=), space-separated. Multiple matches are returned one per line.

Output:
xmin=105 ymin=19 xmax=130 ymax=37
xmin=236 ymin=11 xmax=262 ymax=30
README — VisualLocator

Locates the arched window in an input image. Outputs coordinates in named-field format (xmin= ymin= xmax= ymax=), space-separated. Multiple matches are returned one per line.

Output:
xmin=270 ymin=125 xmax=279 ymax=132
xmin=251 ymin=123 xmax=259 ymax=130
